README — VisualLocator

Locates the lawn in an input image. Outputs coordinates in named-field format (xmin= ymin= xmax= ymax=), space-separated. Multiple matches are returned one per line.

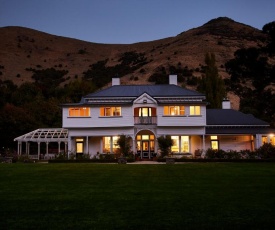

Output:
xmin=1 ymin=163 xmax=275 ymax=230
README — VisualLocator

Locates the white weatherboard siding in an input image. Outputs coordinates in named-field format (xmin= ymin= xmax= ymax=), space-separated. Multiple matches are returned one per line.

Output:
xmin=157 ymin=127 xmax=205 ymax=136
xmin=157 ymin=106 xmax=206 ymax=127
xmin=68 ymin=127 xmax=134 ymax=137
xmin=63 ymin=107 xmax=133 ymax=128
xmin=205 ymin=135 xmax=254 ymax=151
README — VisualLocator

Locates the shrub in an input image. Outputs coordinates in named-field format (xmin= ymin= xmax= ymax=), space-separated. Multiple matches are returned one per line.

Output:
xmin=255 ymin=143 xmax=275 ymax=159
xmin=224 ymin=150 xmax=241 ymax=159
xmin=205 ymin=148 xmax=226 ymax=159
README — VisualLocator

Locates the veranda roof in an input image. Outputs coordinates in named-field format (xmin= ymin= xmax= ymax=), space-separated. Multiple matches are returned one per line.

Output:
xmin=14 ymin=128 xmax=68 ymax=142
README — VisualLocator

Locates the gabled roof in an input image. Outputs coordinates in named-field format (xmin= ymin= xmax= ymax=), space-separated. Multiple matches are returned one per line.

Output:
xmin=206 ymin=109 xmax=269 ymax=126
xmin=84 ymin=85 xmax=204 ymax=98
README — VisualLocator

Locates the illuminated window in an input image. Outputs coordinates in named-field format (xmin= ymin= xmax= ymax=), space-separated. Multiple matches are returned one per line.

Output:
xmin=136 ymin=135 xmax=154 ymax=140
xmin=100 ymin=107 xmax=121 ymax=117
xmin=164 ymin=106 xmax=185 ymax=116
xmin=69 ymin=107 xmax=90 ymax=117
xmin=171 ymin=136 xmax=189 ymax=153
xmin=139 ymin=108 xmax=151 ymax=117
xmin=181 ymin=136 xmax=189 ymax=152
xmin=270 ymin=135 xmax=275 ymax=145
xmin=76 ymin=138 xmax=84 ymax=153
xmin=262 ymin=136 xmax=267 ymax=144
xmin=210 ymin=136 xmax=219 ymax=150
xmin=171 ymin=136 xmax=179 ymax=152
xmin=190 ymin=106 xmax=201 ymax=115
xmin=103 ymin=136 xmax=119 ymax=153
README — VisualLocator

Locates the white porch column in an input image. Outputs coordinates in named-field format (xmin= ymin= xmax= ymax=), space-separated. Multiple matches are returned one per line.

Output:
xmin=25 ymin=142 xmax=28 ymax=155
xmin=86 ymin=136 xmax=89 ymax=154
xmin=65 ymin=142 xmax=68 ymax=154
xmin=132 ymin=136 xmax=136 ymax=155
xmin=155 ymin=136 xmax=158 ymax=157
xmin=17 ymin=142 xmax=21 ymax=156
xmin=100 ymin=138 xmax=103 ymax=153
xmin=202 ymin=135 xmax=205 ymax=153
xmin=58 ymin=142 xmax=61 ymax=154
xmin=67 ymin=137 xmax=72 ymax=159
xmin=255 ymin=134 xmax=261 ymax=148
xmin=37 ymin=142 xmax=40 ymax=160
xmin=46 ymin=142 xmax=49 ymax=159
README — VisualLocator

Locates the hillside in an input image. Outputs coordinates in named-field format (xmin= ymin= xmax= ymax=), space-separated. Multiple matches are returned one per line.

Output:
xmin=0 ymin=17 xmax=271 ymax=109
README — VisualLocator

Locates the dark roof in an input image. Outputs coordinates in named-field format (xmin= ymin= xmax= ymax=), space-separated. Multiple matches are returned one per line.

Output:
xmin=206 ymin=109 xmax=269 ymax=126
xmin=206 ymin=127 xmax=275 ymax=135
xmin=84 ymin=85 xmax=204 ymax=98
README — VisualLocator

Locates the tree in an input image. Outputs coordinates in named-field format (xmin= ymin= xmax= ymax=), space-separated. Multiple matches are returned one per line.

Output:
xmin=157 ymin=135 xmax=173 ymax=157
xmin=116 ymin=135 xmax=132 ymax=157
xmin=198 ymin=53 xmax=226 ymax=108
xmin=262 ymin=21 xmax=275 ymax=54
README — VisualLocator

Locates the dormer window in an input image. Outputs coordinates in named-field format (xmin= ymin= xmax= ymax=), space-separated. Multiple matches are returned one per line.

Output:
xmin=164 ymin=106 xmax=185 ymax=116
xmin=100 ymin=107 xmax=121 ymax=117
xmin=68 ymin=107 xmax=90 ymax=117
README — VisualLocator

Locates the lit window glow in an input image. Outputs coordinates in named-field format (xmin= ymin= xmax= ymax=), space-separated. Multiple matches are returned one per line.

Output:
xmin=69 ymin=107 xmax=90 ymax=117
xmin=190 ymin=106 xmax=201 ymax=115
xmin=100 ymin=107 xmax=121 ymax=117
xmin=164 ymin=106 xmax=185 ymax=116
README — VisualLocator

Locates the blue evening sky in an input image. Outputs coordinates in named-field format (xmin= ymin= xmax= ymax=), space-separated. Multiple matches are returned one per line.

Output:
xmin=1 ymin=0 xmax=274 ymax=44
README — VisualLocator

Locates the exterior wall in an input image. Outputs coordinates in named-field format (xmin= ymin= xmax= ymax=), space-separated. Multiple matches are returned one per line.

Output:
xmin=190 ymin=135 xmax=203 ymax=153
xmin=89 ymin=136 xmax=101 ymax=156
xmin=157 ymin=127 xmax=205 ymax=136
xmin=205 ymin=135 xmax=254 ymax=151
xmin=68 ymin=127 xmax=134 ymax=137
xmin=63 ymin=106 xmax=134 ymax=128
xmin=157 ymin=105 xmax=206 ymax=127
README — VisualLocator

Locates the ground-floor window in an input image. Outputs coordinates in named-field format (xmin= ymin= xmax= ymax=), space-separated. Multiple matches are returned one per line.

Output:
xmin=271 ymin=135 xmax=275 ymax=145
xmin=76 ymin=138 xmax=84 ymax=153
xmin=171 ymin=136 xmax=190 ymax=153
xmin=262 ymin=135 xmax=275 ymax=145
xmin=103 ymin=136 xmax=119 ymax=153
xmin=210 ymin=136 xmax=219 ymax=150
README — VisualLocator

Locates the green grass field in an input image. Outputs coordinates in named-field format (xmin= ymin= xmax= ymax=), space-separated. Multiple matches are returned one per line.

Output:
xmin=1 ymin=163 xmax=275 ymax=230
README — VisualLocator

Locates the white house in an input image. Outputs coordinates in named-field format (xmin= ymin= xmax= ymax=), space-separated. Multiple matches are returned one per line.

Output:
xmin=58 ymin=75 xmax=274 ymax=159
xmin=14 ymin=75 xmax=274 ymax=159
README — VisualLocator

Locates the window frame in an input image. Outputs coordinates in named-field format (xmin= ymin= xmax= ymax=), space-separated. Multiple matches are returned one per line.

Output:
xmin=210 ymin=136 xmax=219 ymax=150
xmin=163 ymin=105 xmax=185 ymax=116
xmin=189 ymin=106 xmax=201 ymax=116
xmin=100 ymin=107 xmax=122 ymax=117
xmin=68 ymin=107 xmax=90 ymax=117
xmin=171 ymin=135 xmax=190 ymax=153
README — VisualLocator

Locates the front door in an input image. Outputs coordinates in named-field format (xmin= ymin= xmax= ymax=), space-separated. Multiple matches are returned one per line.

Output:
xmin=142 ymin=141 xmax=150 ymax=158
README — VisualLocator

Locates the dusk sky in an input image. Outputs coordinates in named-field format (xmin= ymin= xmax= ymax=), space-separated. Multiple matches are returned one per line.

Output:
xmin=1 ymin=0 xmax=274 ymax=44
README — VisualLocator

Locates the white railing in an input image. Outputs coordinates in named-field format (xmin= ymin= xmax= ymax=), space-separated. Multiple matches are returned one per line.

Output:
xmin=134 ymin=116 xmax=157 ymax=125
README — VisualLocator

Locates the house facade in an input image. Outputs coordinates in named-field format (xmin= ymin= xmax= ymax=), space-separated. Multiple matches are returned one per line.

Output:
xmin=61 ymin=75 xmax=274 ymax=159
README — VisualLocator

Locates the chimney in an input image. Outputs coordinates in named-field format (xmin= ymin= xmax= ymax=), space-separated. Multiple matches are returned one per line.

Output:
xmin=112 ymin=78 xmax=120 ymax=86
xmin=169 ymin=75 xmax=177 ymax=85
xmin=222 ymin=99 xmax=231 ymax=109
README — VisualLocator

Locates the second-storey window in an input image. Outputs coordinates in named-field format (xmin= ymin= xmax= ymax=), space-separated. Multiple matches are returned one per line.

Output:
xmin=100 ymin=107 xmax=121 ymax=117
xmin=190 ymin=106 xmax=201 ymax=115
xmin=68 ymin=107 xmax=90 ymax=117
xmin=163 ymin=106 xmax=185 ymax=116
